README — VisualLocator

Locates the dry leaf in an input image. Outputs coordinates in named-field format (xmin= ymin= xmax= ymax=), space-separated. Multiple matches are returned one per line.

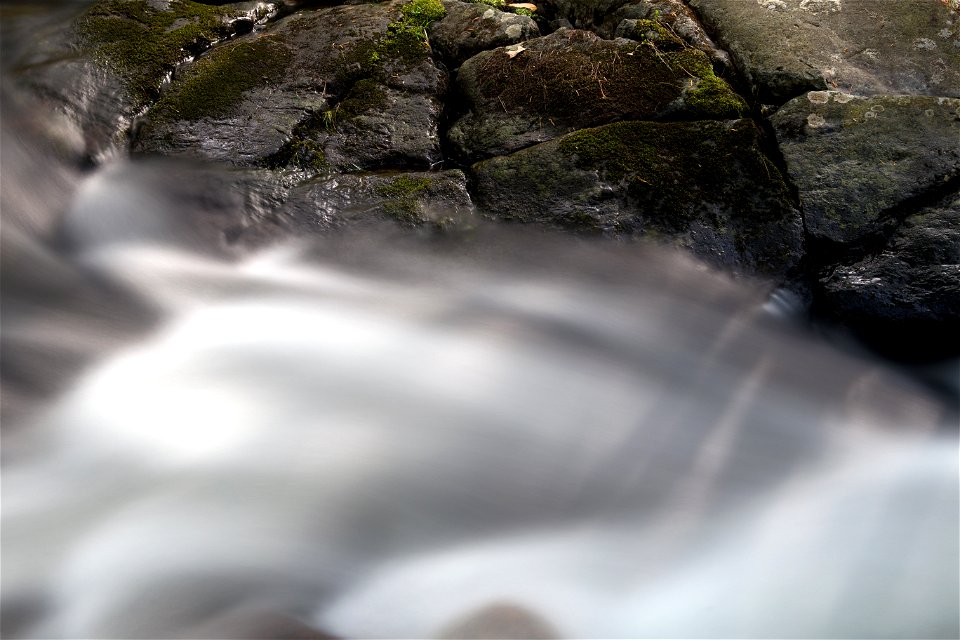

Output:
xmin=505 ymin=44 xmax=527 ymax=58
xmin=508 ymin=2 xmax=538 ymax=10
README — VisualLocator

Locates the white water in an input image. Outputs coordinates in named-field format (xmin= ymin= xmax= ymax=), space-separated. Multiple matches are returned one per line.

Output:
xmin=1 ymin=12 xmax=958 ymax=637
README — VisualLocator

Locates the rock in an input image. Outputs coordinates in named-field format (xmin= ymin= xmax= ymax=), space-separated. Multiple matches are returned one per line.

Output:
xmin=689 ymin=0 xmax=960 ymax=103
xmin=428 ymin=1 xmax=539 ymax=68
xmin=12 ymin=0 xmax=267 ymax=160
xmin=552 ymin=0 xmax=634 ymax=29
xmin=471 ymin=119 xmax=804 ymax=277
xmin=819 ymin=191 xmax=960 ymax=359
xmin=281 ymin=169 xmax=474 ymax=232
xmin=135 ymin=0 xmax=449 ymax=173
xmin=603 ymin=0 xmax=732 ymax=72
xmin=771 ymin=91 xmax=960 ymax=247
xmin=449 ymin=29 xmax=747 ymax=161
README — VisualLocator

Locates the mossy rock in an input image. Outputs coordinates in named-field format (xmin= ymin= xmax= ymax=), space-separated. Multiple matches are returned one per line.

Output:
xmin=471 ymin=119 xmax=803 ymax=277
xmin=135 ymin=1 xmax=448 ymax=173
xmin=281 ymin=169 xmax=474 ymax=232
xmin=449 ymin=29 xmax=747 ymax=161
xmin=75 ymin=0 xmax=262 ymax=105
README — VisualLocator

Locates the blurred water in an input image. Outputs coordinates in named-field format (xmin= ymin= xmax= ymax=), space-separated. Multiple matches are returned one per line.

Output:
xmin=2 ymin=3 xmax=959 ymax=639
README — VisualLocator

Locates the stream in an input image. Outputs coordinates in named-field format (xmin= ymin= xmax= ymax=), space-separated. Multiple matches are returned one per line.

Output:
xmin=1 ymin=2 xmax=958 ymax=638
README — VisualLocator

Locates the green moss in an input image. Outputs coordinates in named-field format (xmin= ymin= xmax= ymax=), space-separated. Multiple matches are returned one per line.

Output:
xmin=628 ymin=19 xmax=684 ymax=50
xmin=685 ymin=73 xmax=748 ymax=119
xmin=76 ymin=0 xmax=242 ymax=104
xmin=375 ymin=175 xmax=434 ymax=224
xmin=381 ymin=0 xmax=447 ymax=63
xmin=473 ymin=36 xmax=730 ymax=124
xmin=471 ymin=0 xmax=506 ymax=6
xmin=324 ymin=0 xmax=447 ymax=89
xmin=337 ymin=79 xmax=389 ymax=119
xmin=513 ymin=7 xmax=535 ymax=16
xmin=153 ymin=37 xmax=292 ymax=120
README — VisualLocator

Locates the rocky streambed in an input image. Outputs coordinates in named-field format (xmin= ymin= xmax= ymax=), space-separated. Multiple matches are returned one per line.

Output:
xmin=6 ymin=0 xmax=960 ymax=360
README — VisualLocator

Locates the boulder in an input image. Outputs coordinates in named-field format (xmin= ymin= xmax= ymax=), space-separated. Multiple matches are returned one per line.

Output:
xmin=281 ymin=169 xmax=474 ymax=232
xmin=135 ymin=0 xmax=449 ymax=173
xmin=819 ymin=191 xmax=960 ymax=359
xmin=471 ymin=119 xmax=804 ymax=277
xmin=688 ymin=0 xmax=960 ymax=104
xmin=771 ymin=91 xmax=960 ymax=247
xmin=428 ymin=0 xmax=539 ymax=68
xmin=449 ymin=29 xmax=747 ymax=161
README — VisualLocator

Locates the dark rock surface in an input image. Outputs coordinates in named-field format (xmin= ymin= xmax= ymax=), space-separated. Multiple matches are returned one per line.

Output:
xmin=472 ymin=119 xmax=804 ymax=276
xmin=449 ymin=28 xmax=746 ymax=161
xmin=428 ymin=0 xmax=539 ymax=67
xmin=689 ymin=0 xmax=960 ymax=104
xmin=135 ymin=1 xmax=448 ymax=173
xmin=771 ymin=91 xmax=960 ymax=247
xmin=819 ymin=191 xmax=960 ymax=359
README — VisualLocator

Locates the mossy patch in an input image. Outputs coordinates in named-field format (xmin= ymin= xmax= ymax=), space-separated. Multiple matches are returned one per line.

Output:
xmin=375 ymin=175 xmax=434 ymax=223
xmin=627 ymin=19 xmax=685 ymax=50
xmin=152 ymin=36 xmax=292 ymax=121
xmin=381 ymin=0 xmax=447 ymax=63
xmin=685 ymin=74 xmax=748 ymax=118
xmin=76 ymin=0 xmax=244 ymax=104
xmin=470 ymin=33 xmax=737 ymax=124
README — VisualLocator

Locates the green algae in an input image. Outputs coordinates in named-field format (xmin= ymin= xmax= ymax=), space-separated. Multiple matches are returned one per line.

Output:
xmin=153 ymin=36 xmax=292 ymax=121
xmin=76 ymin=0 xmax=243 ymax=104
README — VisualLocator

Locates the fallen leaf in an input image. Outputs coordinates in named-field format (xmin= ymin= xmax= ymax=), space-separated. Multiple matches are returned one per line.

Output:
xmin=505 ymin=44 xmax=527 ymax=58
xmin=508 ymin=3 xmax=538 ymax=10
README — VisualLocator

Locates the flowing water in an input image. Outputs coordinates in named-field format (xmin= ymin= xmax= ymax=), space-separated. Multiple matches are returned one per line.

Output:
xmin=2 ymin=3 xmax=959 ymax=638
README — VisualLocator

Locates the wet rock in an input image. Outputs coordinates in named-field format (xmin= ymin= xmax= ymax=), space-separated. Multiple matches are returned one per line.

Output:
xmin=471 ymin=119 xmax=804 ymax=277
xmin=819 ymin=191 xmax=960 ymax=359
xmin=689 ymin=0 xmax=960 ymax=103
xmin=281 ymin=169 xmax=474 ymax=232
xmin=136 ymin=0 xmax=448 ymax=173
xmin=428 ymin=0 xmax=539 ymax=68
xmin=449 ymin=29 xmax=747 ymax=161
xmin=12 ymin=0 xmax=267 ymax=159
xmin=771 ymin=91 xmax=960 ymax=247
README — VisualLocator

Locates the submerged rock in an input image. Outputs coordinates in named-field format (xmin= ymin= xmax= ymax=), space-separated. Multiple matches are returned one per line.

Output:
xmin=471 ymin=119 xmax=803 ymax=277
xmin=819 ymin=191 xmax=960 ymax=359
xmin=449 ymin=29 xmax=747 ymax=161
xmin=135 ymin=0 xmax=448 ymax=173
xmin=689 ymin=0 xmax=960 ymax=103
xmin=281 ymin=169 xmax=474 ymax=231
xmin=771 ymin=91 xmax=960 ymax=247
xmin=428 ymin=0 xmax=539 ymax=68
